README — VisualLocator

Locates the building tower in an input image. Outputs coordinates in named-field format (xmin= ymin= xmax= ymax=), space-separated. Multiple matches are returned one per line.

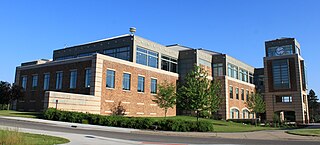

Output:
xmin=263 ymin=38 xmax=308 ymax=124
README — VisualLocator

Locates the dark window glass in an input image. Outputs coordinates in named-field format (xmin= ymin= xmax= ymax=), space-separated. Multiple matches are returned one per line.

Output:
xmin=56 ymin=72 xmax=63 ymax=89
xmin=103 ymin=46 xmax=131 ymax=61
xmin=32 ymin=75 xmax=38 ymax=89
xmin=136 ymin=47 xmax=158 ymax=68
xmin=161 ymin=55 xmax=178 ymax=73
xmin=272 ymin=59 xmax=290 ymax=89
xmin=85 ymin=69 xmax=91 ymax=88
xmin=43 ymin=73 xmax=50 ymax=90
xmin=137 ymin=76 xmax=145 ymax=92
xmin=229 ymin=86 xmax=233 ymax=99
xmin=151 ymin=78 xmax=157 ymax=94
xmin=122 ymin=73 xmax=131 ymax=90
xmin=241 ymin=89 xmax=244 ymax=100
xmin=106 ymin=70 xmax=115 ymax=88
xmin=236 ymin=88 xmax=239 ymax=99
xmin=70 ymin=70 xmax=77 ymax=89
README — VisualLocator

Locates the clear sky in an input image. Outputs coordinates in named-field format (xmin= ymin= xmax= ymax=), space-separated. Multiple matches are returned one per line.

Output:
xmin=0 ymin=0 xmax=319 ymax=95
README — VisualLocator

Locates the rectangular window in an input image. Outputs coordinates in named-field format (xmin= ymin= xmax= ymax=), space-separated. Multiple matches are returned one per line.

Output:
xmin=241 ymin=89 xmax=244 ymax=100
xmin=32 ymin=75 xmax=38 ymax=89
xmin=161 ymin=55 xmax=178 ymax=73
xmin=151 ymin=78 xmax=157 ymax=94
xmin=43 ymin=73 xmax=50 ymax=90
xmin=228 ymin=63 xmax=238 ymax=79
xmin=272 ymin=59 xmax=290 ymax=89
xmin=137 ymin=76 xmax=145 ymax=92
xmin=106 ymin=70 xmax=115 ymax=88
xmin=85 ymin=68 xmax=91 ymax=88
xmin=236 ymin=88 xmax=239 ymax=100
xmin=229 ymin=86 xmax=233 ymax=99
xmin=56 ymin=72 xmax=63 ymax=90
xmin=213 ymin=63 xmax=223 ymax=77
xmin=21 ymin=76 xmax=27 ymax=90
xmin=276 ymin=96 xmax=292 ymax=103
xmin=239 ymin=69 xmax=248 ymax=82
xmin=246 ymin=90 xmax=249 ymax=101
xmin=249 ymin=73 xmax=254 ymax=84
xmin=122 ymin=73 xmax=131 ymax=90
xmin=267 ymin=45 xmax=293 ymax=57
xmin=70 ymin=70 xmax=77 ymax=89
xmin=103 ymin=46 xmax=131 ymax=61
xmin=136 ymin=47 xmax=158 ymax=68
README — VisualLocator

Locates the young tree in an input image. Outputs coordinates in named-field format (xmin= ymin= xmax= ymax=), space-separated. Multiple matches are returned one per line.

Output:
xmin=177 ymin=65 xmax=222 ymax=122
xmin=152 ymin=81 xmax=176 ymax=118
xmin=208 ymin=80 xmax=222 ymax=117
xmin=308 ymin=89 xmax=319 ymax=122
xmin=246 ymin=93 xmax=266 ymax=125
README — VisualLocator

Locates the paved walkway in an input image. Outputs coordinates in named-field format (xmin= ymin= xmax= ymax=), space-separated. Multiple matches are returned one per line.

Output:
xmin=1 ymin=116 xmax=320 ymax=144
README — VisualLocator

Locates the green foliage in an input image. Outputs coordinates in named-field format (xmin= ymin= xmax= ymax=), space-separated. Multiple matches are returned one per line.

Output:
xmin=0 ymin=81 xmax=24 ymax=110
xmin=246 ymin=93 xmax=266 ymax=114
xmin=308 ymin=89 xmax=319 ymax=122
xmin=152 ymin=81 xmax=176 ymax=117
xmin=177 ymin=65 xmax=222 ymax=121
xmin=42 ymin=108 xmax=215 ymax=132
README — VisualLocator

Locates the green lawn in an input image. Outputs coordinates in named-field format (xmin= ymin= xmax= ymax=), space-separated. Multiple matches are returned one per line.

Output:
xmin=0 ymin=129 xmax=70 ymax=145
xmin=287 ymin=129 xmax=320 ymax=136
xmin=149 ymin=116 xmax=276 ymax=132
xmin=0 ymin=110 xmax=41 ymax=118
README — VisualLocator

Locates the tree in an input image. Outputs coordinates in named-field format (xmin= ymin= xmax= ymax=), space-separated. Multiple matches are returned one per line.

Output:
xmin=246 ymin=93 xmax=266 ymax=125
xmin=177 ymin=65 xmax=222 ymax=122
xmin=0 ymin=81 xmax=24 ymax=110
xmin=152 ymin=81 xmax=176 ymax=118
xmin=308 ymin=89 xmax=319 ymax=122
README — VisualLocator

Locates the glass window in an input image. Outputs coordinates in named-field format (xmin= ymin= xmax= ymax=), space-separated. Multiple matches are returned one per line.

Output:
xmin=249 ymin=73 xmax=254 ymax=84
xmin=272 ymin=59 xmax=290 ymax=89
xmin=103 ymin=46 xmax=131 ymax=61
xmin=137 ymin=76 xmax=145 ymax=92
xmin=241 ymin=89 xmax=244 ymax=100
xmin=213 ymin=63 xmax=223 ymax=77
xmin=122 ymin=73 xmax=131 ymax=90
xmin=228 ymin=63 xmax=238 ymax=79
xmin=106 ymin=70 xmax=115 ymax=88
xmin=85 ymin=69 xmax=91 ymax=88
xmin=43 ymin=73 xmax=50 ymax=90
xmin=56 ymin=72 xmax=63 ymax=90
xmin=246 ymin=90 xmax=249 ymax=101
xmin=243 ymin=110 xmax=250 ymax=119
xmin=161 ymin=55 xmax=178 ymax=73
xmin=21 ymin=76 xmax=27 ymax=90
xmin=70 ymin=70 xmax=77 ymax=89
xmin=32 ymin=75 xmax=38 ymax=89
xmin=282 ymin=96 xmax=292 ymax=102
xmin=230 ymin=108 xmax=239 ymax=119
xmin=229 ymin=86 xmax=233 ymax=99
xmin=151 ymin=78 xmax=157 ymax=94
xmin=136 ymin=47 xmax=158 ymax=68
xmin=267 ymin=45 xmax=293 ymax=57
xmin=236 ymin=88 xmax=239 ymax=100
xmin=239 ymin=69 xmax=248 ymax=82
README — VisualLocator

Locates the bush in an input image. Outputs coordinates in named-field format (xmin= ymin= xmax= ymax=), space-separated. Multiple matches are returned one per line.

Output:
xmin=43 ymin=108 xmax=214 ymax=132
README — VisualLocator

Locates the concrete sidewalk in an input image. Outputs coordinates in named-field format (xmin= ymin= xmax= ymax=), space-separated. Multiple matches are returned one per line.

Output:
xmin=1 ymin=116 xmax=320 ymax=142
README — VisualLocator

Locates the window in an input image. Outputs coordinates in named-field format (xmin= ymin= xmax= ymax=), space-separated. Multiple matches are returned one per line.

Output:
xmin=228 ymin=63 xmax=238 ymax=79
xmin=21 ymin=76 xmax=27 ymax=90
xmin=230 ymin=108 xmax=239 ymax=119
xmin=32 ymin=75 xmax=38 ymax=89
xmin=246 ymin=90 xmax=249 ymax=101
xmin=243 ymin=110 xmax=250 ymax=119
xmin=213 ymin=63 xmax=223 ymax=77
xmin=78 ymin=52 xmax=96 ymax=57
xmin=276 ymin=96 xmax=292 ymax=103
xmin=55 ymin=55 xmax=75 ymax=61
xmin=300 ymin=60 xmax=306 ymax=90
xmin=137 ymin=76 xmax=145 ymax=92
xmin=249 ymin=73 xmax=254 ymax=84
xmin=56 ymin=72 xmax=63 ymax=89
xmin=236 ymin=88 xmax=239 ymax=100
xmin=122 ymin=73 xmax=131 ymax=90
xmin=241 ymin=89 xmax=244 ymax=100
xmin=272 ymin=59 xmax=290 ymax=89
xmin=161 ymin=55 xmax=178 ymax=73
xmin=43 ymin=73 xmax=50 ymax=90
xmin=229 ymin=86 xmax=233 ymax=99
xmin=103 ymin=46 xmax=131 ymax=61
xmin=85 ymin=68 xmax=91 ymax=88
xmin=70 ymin=70 xmax=77 ymax=89
xmin=136 ymin=47 xmax=158 ymax=68
xmin=151 ymin=78 xmax=157 ymax=94
xmin=106 ymin=70 xmax=115 ymax=88
xmin=239 ymin=69 xmax=248 ymax=82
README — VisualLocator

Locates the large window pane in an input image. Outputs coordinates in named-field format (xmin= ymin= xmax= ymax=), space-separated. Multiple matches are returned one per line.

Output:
xmin=136 ymin=47 xmax=158 ymax=68
xmin=21 ymin=76 xmax=27 ymax=90
xmin=272 ymin=59 xmax=290 ymax=89
xmin=151 ymin=78 xmax=157 ymax=94
xmin=56 ymin=72 xmax=63 ymax=90
xmin=32 ymin=75 xmax=38 ymax=89
xmin=229 ymin=86 xmax=233 ymax=99
xmin=161 ymin=55 xmax=178 ymax=73
xmin=85 ymin=69 xmax=91 ymax=88
xmin=103 ymin=46 xmax=131 ymax=61
xmin=137 ymin=76 xmax=145 ymax=92
xmin=106 ymin=70 xmax=115 ymax=88
xmin=43 ymin=73 xmax=50 ymax=90
xmin=122 ymin=73 xmax=131 ymax=90
xmin=70 ymin=70 xmax=77 ymax=89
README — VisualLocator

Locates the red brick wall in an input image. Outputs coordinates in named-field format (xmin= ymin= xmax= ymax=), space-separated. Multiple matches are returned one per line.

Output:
xmin=100 ymin=60 xmax=178 ymax=117
xmin=16 ymin=60 xmax=92 ymax=111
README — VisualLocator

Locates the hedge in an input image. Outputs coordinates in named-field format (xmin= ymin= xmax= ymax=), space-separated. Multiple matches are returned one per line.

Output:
xmin=43 ymin=108 xmax=214 ymax=132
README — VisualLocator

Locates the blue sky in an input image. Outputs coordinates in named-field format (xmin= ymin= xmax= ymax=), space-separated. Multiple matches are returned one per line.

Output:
xmin=0 ymin=0 xmax=319 ymax=95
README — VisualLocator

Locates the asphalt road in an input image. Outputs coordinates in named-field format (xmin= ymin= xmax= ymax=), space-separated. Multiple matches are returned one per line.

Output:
xmin=0 ymin=118 xmax=318 ymax=145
